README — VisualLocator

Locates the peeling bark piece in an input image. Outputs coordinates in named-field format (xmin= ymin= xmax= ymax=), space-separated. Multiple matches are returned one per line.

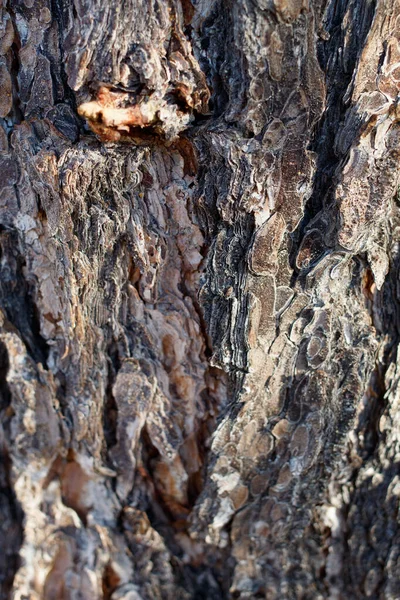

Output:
xmin=296 ymin=228 xmax=326 ymax=270
xmin=249 ymin=212 xmax=286 ymax=275
xmin=0 ymin=62 xmax=12 ymax=117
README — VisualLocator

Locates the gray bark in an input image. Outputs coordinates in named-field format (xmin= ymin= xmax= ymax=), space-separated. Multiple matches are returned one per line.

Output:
xmin=0 ymin=0 xmax=399 ymax=598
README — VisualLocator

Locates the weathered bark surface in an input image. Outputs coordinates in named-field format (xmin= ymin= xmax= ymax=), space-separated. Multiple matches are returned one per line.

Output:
xmin=1 ymin=0 xmax=400 ymax=598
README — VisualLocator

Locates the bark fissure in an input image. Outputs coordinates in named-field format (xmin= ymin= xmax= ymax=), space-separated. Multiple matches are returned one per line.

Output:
xmin=293 ymin=0 xmax=378 ymax=270
xmin=1 ymin=0 xmax=400 ymax=598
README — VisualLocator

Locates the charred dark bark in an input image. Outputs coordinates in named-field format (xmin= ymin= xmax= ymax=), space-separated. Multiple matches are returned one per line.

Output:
xmin=0 ymin=0 xmax=400 ymax=598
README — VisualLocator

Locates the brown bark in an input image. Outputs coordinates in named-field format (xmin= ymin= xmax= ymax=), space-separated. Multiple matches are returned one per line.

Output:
xmin=0 ymin=0 xmax=399 ymax=598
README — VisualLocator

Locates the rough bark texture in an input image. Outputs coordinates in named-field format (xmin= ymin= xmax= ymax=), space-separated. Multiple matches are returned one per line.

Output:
xmin=1 ymin=0 xmax=400 ymax=598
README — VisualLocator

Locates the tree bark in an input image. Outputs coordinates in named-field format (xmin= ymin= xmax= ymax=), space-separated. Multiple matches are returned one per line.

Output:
xmin=1 ymin=0 xmax=400 ymax=598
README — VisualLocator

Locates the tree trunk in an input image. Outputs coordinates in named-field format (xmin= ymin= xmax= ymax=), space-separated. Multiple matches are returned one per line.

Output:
xmin=1 ymin=0 xmax=399 ymax=598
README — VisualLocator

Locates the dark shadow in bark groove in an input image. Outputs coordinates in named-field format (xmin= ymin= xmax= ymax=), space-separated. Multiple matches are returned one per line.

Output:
xmin=341 ymin=460 xmax=400 ymax=597
xmin=196 ymin=1 xmax=233 ymax=119
xmin=50 ymin=0 xmax=80 ymax=112
xmin=0 ymin=341 xmax=23 ymax=599
xmin=103 ymin=343 xmax=120 ymax=470
xmin=290 ymin=0 xmax=378 ymax=272
xmin=0 ymin=446 xmax=23 ymax=599
xmin=356 ymin=242 xmax=400 ymax=458
xmin=0 ymin=227 xmax=49 ymax=368
xmin=120 ymin=425 xmax=231 ymax=600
